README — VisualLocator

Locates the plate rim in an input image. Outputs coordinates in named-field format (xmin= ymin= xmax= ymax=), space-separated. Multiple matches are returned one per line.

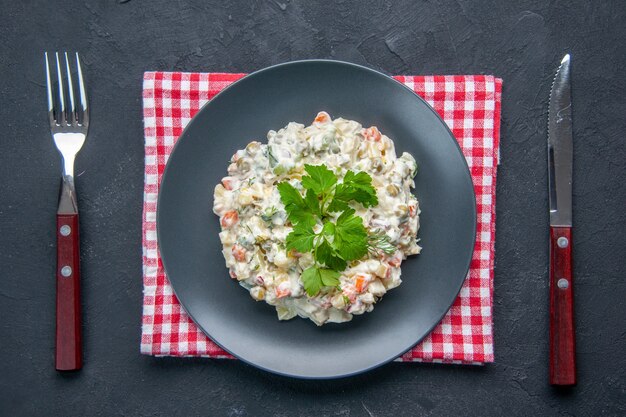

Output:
xmin=156 ymin=59 xmax=477 ymax=379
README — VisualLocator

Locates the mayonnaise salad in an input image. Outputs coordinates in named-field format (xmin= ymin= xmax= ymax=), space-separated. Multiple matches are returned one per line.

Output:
xmin=213 ymin=112 xmax=421 ymax=325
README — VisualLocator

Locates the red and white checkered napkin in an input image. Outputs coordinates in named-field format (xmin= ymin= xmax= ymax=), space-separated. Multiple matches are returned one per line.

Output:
xmin=141 ymin=71 xmax=502 ymax=364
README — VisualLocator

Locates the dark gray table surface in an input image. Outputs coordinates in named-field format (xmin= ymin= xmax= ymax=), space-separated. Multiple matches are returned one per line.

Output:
xmin=1 ymin=1 xmax=625 ymax=416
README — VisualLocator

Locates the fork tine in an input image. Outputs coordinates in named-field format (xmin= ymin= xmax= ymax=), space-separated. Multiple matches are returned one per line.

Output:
xmin=64 ymin=52 xmax=76 ymax=125
xmin=75 ymin=53 xmax=88 ymax=125
xmin=45 ymin=52 xmax=55 ymax=123
xmin=55 ymin=52 xmax=66 ymax=125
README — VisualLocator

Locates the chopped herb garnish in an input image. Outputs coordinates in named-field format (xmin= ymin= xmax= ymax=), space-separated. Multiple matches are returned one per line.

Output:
xmin=278 ymin=164 xmax=393 ymax=296
xmin=260 ymin=206 xmax=278 ymax=222
xmin=266 ymin=146 xmax=279 ymax=168
xmin=367 ymin=230 xmax=396 ymax=255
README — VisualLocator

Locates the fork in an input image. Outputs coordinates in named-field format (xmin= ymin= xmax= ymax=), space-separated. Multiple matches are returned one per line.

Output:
xmin=45 ymin=52 xmax=89 ymax=371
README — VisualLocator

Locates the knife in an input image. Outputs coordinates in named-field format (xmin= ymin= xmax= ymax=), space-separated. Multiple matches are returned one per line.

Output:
xmin=547 ymin=54 xmax=576 ymax=386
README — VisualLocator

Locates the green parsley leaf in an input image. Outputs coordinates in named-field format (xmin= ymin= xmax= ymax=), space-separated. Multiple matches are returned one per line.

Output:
xmin=277 ymin=182 xmax=316 ymax=227
xmin=291 ymin=211 xmax=316 ymax=228
xmin=304 ymin=188 xmax=321 ymax=217
xmin=343 ymin=170 xmax=378 ymax=207
xmin=301 ymin=266 xmax=341 ymax=296
xmin=333 ymin=208 xmax=369 ymax=261
xmin=301 ymin=267 xmax=322 ymax=296
xmin=277 ymin=163 xmax=382 ymax=294
xmin=321 ymin=222 xmax=335 ymax=236
xmin=301 ymin=164 xmax=337 ymax=195
xmin=328 ymin=170 xmax=378 ymax=212
xmin=319 ymin=268 xmax=340 ymax=287
xmin=285 ymin=223 xmax=316 ymax=253
xmin=326 ymin=197 xmax=349 ymax=212
xmin=277 ymin=181 xmax=305 ymax=209
xmin=315 ymin=239 xmax=347 ymax=271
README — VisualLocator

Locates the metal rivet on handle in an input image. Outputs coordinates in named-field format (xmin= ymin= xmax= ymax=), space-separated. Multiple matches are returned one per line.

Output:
xmin=60 ymin=225 xmax=71 ymax=236
xmin=61 ymin=266 xmax=72 ymax=277
xmin=557 ymin=278 xmax=569 ymax=289
xmin=557 ymin=237 xmax=569 ymax=248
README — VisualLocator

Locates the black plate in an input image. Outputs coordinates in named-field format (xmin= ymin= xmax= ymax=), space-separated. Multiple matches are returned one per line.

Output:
xmin=157 ymin=60 xmax=476 ymax=379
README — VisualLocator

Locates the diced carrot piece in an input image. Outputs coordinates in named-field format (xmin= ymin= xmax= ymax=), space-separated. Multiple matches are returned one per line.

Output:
xmin=355 ymin=274 xmax=370 ymax=293
xmin=232 ymin=244 xmax=246 ymax=262
xmin=409 ymin=204 xmax=417 ymax=217
xmin=314 ymin=111 xmax=331 ymax=123
xmin=363 ymin=126 xmax=382 ymax=141
xmin=220 ymin=210 xmax=239 ymax=228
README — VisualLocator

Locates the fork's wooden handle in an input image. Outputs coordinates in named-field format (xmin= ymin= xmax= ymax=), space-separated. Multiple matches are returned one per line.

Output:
xmin=56 ymin=213 xmax=82 ymax=371
xmin=549 ymin=226 xmax=576 ymax=385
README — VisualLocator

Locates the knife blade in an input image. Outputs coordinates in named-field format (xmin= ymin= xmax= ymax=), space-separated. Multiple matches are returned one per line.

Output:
xmin=547 ymin=54 xmax=576 ymax=386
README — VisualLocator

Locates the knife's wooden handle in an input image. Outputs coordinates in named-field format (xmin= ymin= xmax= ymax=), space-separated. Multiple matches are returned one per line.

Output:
xmin=549 ymin=226 xmax=575 ymax=385
xmin=56 ymin=213 xmax=82 ymax=371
